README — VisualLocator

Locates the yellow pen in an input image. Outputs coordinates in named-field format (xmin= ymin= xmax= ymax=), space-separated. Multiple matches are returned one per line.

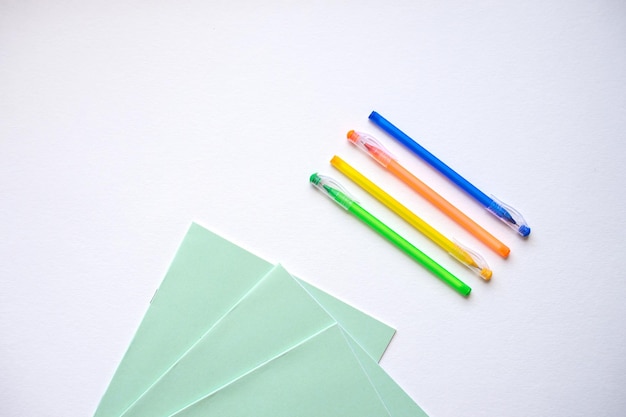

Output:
xmin=331 ymin=155 xmax=492 ymax=280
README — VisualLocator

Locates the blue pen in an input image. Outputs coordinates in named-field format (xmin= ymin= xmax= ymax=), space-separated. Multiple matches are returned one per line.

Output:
xmin=369 ymin=111 xmax=531 ymax=237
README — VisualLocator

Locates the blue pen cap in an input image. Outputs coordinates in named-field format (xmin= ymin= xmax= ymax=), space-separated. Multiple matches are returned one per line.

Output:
xmin=518 ymin=225 xmax=531 ymax=237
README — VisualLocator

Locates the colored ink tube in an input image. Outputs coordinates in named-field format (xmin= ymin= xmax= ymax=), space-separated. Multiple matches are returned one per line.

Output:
xmin=331 ymin=155 xmax=492 ymax=280
xmin=310 ymin=173 xmax=471 ymax=297
xmin=369 ymin=111 xmax=531 ymax=237
xmin=347 ymin=130 xmax=510 ymax=258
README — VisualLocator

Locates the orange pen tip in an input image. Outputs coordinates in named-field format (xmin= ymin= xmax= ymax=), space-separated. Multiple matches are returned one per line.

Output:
xmin=347 ymin=130 xmax=357 ymax=142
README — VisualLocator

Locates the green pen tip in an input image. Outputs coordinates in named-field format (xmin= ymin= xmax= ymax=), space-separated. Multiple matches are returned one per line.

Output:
xmin=310 ymin=173 xmax=321 ymax=184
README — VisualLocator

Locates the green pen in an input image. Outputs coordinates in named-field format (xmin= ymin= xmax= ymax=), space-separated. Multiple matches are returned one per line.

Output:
xmin=310 ymin=173 xmax=471 ymax=297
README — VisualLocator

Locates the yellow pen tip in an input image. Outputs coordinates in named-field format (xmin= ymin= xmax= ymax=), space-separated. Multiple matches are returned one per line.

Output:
xmin=480 ymin=268 xmax=493 ymax=281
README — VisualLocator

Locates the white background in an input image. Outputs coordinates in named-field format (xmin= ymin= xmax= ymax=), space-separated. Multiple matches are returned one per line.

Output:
xmin=2 ymin=1 xmax=625 ymax=416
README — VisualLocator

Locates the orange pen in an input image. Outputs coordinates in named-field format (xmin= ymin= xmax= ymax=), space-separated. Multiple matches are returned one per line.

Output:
xmin=347 ymin=130 xmax=510 ymax=258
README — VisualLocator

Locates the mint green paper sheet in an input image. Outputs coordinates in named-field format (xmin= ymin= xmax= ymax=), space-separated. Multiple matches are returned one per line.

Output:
xmin=119 ymin=265 xmax=427 ymax=417
xmin=173 ymin=325 xmax=392 ymax=417
xmin=173 ymin=324 xmax=427 ymax=417
xmin=94 ymin=223 xmax=395 ymax=417
xmin=345 ymin=336 xmax=429 ymax=417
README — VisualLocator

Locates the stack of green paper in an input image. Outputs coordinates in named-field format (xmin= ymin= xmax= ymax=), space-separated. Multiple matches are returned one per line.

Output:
xmin=94 ymin=223 xmax=429 ymax=417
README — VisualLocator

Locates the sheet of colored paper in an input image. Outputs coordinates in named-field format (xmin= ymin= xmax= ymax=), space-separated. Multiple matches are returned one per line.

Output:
xmin=345 ymin=335 xmax=429 ymax=417
xmin=173 ymin=324 xmax=428 ymax=417
xmin=173 ymin=325 xmax=393 ymax=417
xmin=94 ymin=223 xmax=395 ymax=417
xmin=119 ymin=264 xmax=427 ymax=417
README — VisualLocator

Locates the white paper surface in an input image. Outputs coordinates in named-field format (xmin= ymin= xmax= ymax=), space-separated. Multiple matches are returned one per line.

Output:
xmin=1 ymin=1 xmax=625 ymax=417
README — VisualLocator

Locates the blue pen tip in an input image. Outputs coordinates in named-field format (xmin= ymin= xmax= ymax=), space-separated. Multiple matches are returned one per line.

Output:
xmin=519 ymin=225 xmax=531 ymax=237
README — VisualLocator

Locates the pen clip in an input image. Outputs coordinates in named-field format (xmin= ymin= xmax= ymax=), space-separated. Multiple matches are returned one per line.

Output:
xmin=310 ymin=173 xmax=358 ymax=209
xmin=347 ymin=130 xmax=396 ymax=167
